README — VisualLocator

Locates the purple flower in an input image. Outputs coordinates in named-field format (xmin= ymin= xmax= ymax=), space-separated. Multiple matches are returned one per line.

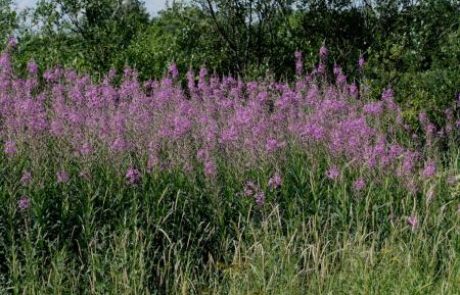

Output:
xmin=79 ymin=142 xmax=93 ymax=155
xmin=363 ymin=102 xmax=383 ymax=115
xmin=349 ymin=83 xmax=358 ymax=98
xmin=244 ymin=181 xmax=257 ymax=197
xmin=422 ymin=160 xmax=436 ymax=179
xmin=125 ymin=167 xmax=141 ymax=185
xmin=382 ymin=88 xmax=394 ymax=101
xmin=50 ymin=121 xmax=64 ymax=136
xmin=57 ymin=170 xmax=70 ymax=184
xmin=353 ymin=178 xmax=366 ymax=191
xmin=265 ymin=138 xmax=283 ymax=153
xmin=7 ymin=36 xmax=17 ymax=48
xmin=18 ymin=196 xmax=30 ymax=211
xmin=27 ymin=60 xmax=38 ymax=74
xmin=111 ymin=137 xmax=128 ymax=152
xmin=168 ymin=63 xmax=179 ymax=79
xmin=358 ymin=54 xmax=365 ymax=69
xmin=326 ymin=166 xmax=340 ymax=180
xmin=333 ymin=64 xmax=342 ymax=76
xmin=400 ymin=152 xmax=418 ymax=175
xmin=255 ymin=191 xmax=265 ymax=206
xmin=418 ymin=112 xmax=428 ymax=125
xmin=336 ymin=72 xmax=347 ymax=85
xmin=199 ymin=67 xmax=208 ymax=79
xmin=407 ymin=215 xmax=418 ymax=231
xmin=317 ymin=63 xmax=326 ymax=74
xmin=4 ymin=140 xmax=17 ymax=155
xmin=268 ymin=172 xmax=282 ymax=189
xmin=294 ymin=51 xmax=302 ymax=59
xmin=204 ymin=160 xmax=217 ymax=178
xmin=147 ymin=154 xmax=159 ymax=171
xmin=319 ymin=44 xmax=328 ymax=59
xmin=20 ymin=171 xmax=32 ymax=186
xmin=301 ymin=122 xmax=324 ymax=141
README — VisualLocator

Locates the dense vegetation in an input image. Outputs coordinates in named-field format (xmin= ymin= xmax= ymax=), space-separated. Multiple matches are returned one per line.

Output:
xmin=1 ymin=42 xmax=460 ymax=293
xmin=0 ymin=0 xmax=459 ymax=293
xmin=1 ymin=0 xmax=459 ymax=120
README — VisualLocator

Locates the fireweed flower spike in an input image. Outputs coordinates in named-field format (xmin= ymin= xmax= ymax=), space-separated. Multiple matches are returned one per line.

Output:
xmin=422 ymin=160 xmax=436 ymax=179
xmin=57 ymin=170 xmax=70 ymax=184
xmin=18 ymin=196 xmax=30 ymax=211
xmin=168 ymin=63 xmax=179 ymax=79
xmin=358 ymin=54 xmax=365 ymax=70
xmin=319 ymin=43 xmax=328 ymax=59
xmin=268 ymin=173 xmax=282 ymax=190
xmin=4 ymin=140 xmax=17 ymax=155
xmin=204 ymin=160 xmax=217 ymax=179
xmin=125 ymin=167 xmax=141 ymax=185
xmin=79 ymin=142 xmax=93 ymax=155
xmin=244 ymin=181 xmax=257 ymax=197
xmin=27 ymin=60 xmax=38 ymax=75
xmin=265 ymin=138 xmax=283 ymax=153
xmin=353 ymin=178 xmax=366 ymax=191
xmin=255 ymin=191 xmax=265 ymax=206
xmin=317 ymin=63 xmax=326 ymax=74
xmin=326 ymin=166 xmax=340 ymax=180
xmin=7 ymin=36 xmax=17 ymax=49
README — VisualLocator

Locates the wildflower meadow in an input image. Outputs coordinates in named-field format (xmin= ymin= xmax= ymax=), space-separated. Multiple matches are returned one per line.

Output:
xmin=1 ymin=38 xmax=460 ymax=294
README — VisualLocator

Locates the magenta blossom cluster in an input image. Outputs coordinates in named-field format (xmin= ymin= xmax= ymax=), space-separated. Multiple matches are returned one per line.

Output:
xmin=1 ymin=48 xmax=457 ymax=189
xmin=126 ymin=167 xmax=141 ymax=185
xmin=244 ymin=181 xmax=265 ymax=206
xmin=353 ymin=178 xmax=366 ymax=191
xmin=268 ymin=172 xmax=282 ymax=189
xmin=18 ymin=196 xmax=30 ymax=211
xmin=57 ymin=170 xmax=70 ymax=184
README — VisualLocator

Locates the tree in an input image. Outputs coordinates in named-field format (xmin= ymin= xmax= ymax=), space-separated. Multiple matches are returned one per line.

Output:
xmin=123 ymin=3 xmax=235 ymax=80
xmin=29 ymin=0 xmax=150 ymax=72
xmin=193 ymin=0 xmax=298 ymax=76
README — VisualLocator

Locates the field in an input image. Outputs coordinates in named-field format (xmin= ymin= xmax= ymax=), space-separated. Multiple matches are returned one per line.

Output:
xmin=1 ymin=44 xmax=460 ymax=294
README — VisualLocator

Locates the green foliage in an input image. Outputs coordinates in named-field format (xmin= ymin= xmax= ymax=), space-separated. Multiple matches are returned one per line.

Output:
xmin=122 ymin=5 xmax=232 ymax=80
xmin=365 ymin=0 xmax=460 ymax=123
xmin=11 ymin=0 xmax=149 ymax=74
xmin=0 ymin=0 xmax=17 ymax=43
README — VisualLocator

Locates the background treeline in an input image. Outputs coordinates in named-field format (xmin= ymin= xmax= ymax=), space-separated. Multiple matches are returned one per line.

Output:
xmin=1 ymin=0 xmax=459 ymax=121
